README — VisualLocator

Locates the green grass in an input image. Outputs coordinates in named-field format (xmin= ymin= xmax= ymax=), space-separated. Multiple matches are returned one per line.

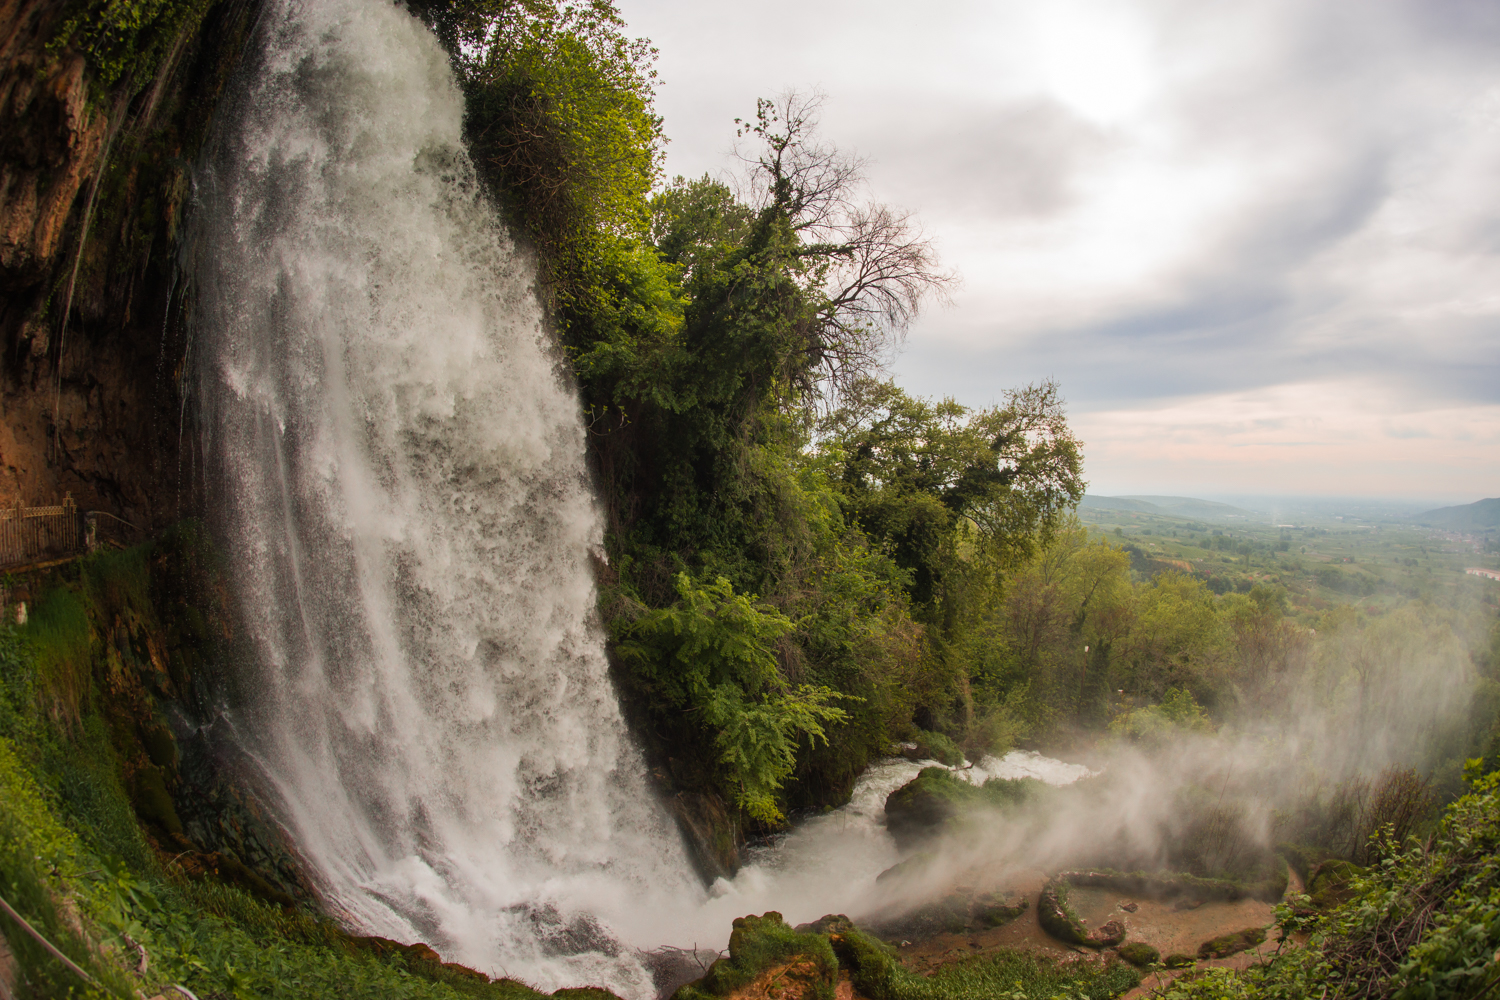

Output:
xmin=833 ymin=925 xmax=1140 ymax=1000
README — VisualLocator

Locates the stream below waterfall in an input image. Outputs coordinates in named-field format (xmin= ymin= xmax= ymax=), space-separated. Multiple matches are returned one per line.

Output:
xmin=700 ymin=752 xmax=1096 ymax=935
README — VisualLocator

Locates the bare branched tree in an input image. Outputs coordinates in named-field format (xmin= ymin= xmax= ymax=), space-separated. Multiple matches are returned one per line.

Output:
xmin=735 ymin=91 xmax=957 ymax=395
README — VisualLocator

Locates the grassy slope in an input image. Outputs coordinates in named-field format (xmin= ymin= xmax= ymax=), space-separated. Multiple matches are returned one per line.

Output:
xmin=0 ymin=540 xmax=568 ymax=1000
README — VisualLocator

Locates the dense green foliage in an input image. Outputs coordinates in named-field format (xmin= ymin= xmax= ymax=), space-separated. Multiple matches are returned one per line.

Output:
xmin=50 ymin=0 xmax=214 ymax=87
xmin=1159 ymin=761 xmax=1500 ymax=1000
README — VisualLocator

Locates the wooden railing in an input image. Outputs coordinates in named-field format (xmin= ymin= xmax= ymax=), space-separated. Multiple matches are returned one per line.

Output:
xmin=0 ymin=496 xmax=142 ymax=570
xmin=0 ymin=496 xmax=81 ymax=569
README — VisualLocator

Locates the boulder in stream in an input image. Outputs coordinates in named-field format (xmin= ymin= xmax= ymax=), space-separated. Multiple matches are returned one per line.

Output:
xmin=883 ymin=767 xmax=1042 ymax=848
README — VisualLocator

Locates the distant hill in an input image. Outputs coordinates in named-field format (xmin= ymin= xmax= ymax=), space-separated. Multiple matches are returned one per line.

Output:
xmin=1079 ymin=494 xmax=1259 ymax=521
xmin=1120 ymin=496 xmax=1260 ymax=520
xmin=1415 ymin=497 xmax=1500 ymax=530
xmin=1079 ymin=495 xmax=1162 ymax=514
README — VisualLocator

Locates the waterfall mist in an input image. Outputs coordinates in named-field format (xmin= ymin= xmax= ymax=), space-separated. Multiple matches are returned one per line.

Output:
xmin=190 ymin=0 xmax=700 ymax=992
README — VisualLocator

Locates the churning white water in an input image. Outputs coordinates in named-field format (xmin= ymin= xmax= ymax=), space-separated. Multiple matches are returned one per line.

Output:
xmin=691 ymin=753 xmax=1096 ymax=934
xmin=192 ymin=0 xmax=699 ymax=992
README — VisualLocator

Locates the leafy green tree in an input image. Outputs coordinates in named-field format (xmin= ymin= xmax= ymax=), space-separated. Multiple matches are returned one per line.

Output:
xmin=615 ymin=574 xmax=851 ymax=822
xmin=820 ymin=377 xmax=1086 ymax=606
xmin=1109 ymin=687 xmax=1213 ymax=744
xmin=409 ymin=0 xmax=670 ymax=345
xmin=1116 ymin=572 xmax=1229 ymax=701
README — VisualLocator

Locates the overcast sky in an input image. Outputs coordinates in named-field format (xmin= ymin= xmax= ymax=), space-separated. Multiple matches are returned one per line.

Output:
xmin=615 ymin=0 xmax=1500 ymax=504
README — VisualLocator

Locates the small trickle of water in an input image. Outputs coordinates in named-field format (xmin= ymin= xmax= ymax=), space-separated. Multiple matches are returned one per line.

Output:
xmin=191 ymin=0 xmax=699 ymax=992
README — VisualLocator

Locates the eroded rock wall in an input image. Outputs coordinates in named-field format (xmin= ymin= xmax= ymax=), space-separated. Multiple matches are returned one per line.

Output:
xmin=0 ymin=0 xmax=257 ymax=526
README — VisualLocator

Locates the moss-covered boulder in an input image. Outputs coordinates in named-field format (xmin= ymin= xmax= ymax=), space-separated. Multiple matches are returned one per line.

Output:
xmin=883 ymin=767 xmax=1041 ymax=848
xmin=1116 ymin=942 xmax=1160 ymax=967
xmin=874 ymin=851 xmax=936 ymax=886
xmin=1085 ymin=918 xmax=1126 ymax=948
xmin=672 ymin=913 xmax=837 ymax=1000
xmin=1196 ymin=926 xmax=1266 ymax=960
xmin=867 ymin=891 xmax=1028 ymax=941
xmin=1039 ymin=877 xmax=1126 ymax=949
xmin=1037 ymin=878 xmax=1089 ymax=945
xmin=1164 ymin=953 xmax=1196 ymax=969
xmin=884 ymin=768 xmax=963 ymax=846
xmin=974 ymin=893 xmax=1028 ymax=929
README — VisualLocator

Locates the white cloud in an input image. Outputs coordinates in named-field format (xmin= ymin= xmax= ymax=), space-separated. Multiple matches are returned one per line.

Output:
xmin=1073 ymin=381 xmax=1500 ymax=499
xmin=619 ymin=0 xmax=1500 ymax=497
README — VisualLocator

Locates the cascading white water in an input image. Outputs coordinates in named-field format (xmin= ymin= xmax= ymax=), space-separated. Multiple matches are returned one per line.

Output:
xmin=191 ymin=0 xmax=701 ymax=992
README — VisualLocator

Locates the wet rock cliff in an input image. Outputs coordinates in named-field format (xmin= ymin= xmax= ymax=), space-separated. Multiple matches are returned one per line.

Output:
xmin=0 ymin=0 xmax=258 ymax=525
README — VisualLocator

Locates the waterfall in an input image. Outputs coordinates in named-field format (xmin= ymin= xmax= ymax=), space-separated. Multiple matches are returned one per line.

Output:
xmin=191 ymin=0 xmax=700 ymax=992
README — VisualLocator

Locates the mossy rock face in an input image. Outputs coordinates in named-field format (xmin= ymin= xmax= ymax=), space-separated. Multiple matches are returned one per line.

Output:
xmin=1084 ymin=918 xmax=1125 ymax=948
xmin=130 ymin=762 xmax=183 ymax=835
xmin=1116 ymin=942 xmax=1160 ymax=967
xmin=667 ymin=790 xmax=742 ymax=884
xmin=140 ymin=721 xmax=179 ymax=770
xmin=1164 ymin=953 xmax=1196 ymax=969
xmin=674 ymin=912 xmax=837 ymax=1000
xmin=1037 ymin=878 xmax=1088 ymax=945
xmin=883 ymin=768 xmax=1042 ymax=848
xmin=1196 ymin=926 xmax=1266 ymax=960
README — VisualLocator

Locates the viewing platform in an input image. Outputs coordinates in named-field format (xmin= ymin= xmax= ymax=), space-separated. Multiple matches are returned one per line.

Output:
xmin=0 ymin=495 xmax=144 ymax=572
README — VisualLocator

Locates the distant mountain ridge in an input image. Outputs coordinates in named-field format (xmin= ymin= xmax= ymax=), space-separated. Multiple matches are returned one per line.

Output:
xmin=1415 ymin=497 xmax=1500 ymax=530
xmin=1079 ymin=494 xmax=1259 ymax=521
